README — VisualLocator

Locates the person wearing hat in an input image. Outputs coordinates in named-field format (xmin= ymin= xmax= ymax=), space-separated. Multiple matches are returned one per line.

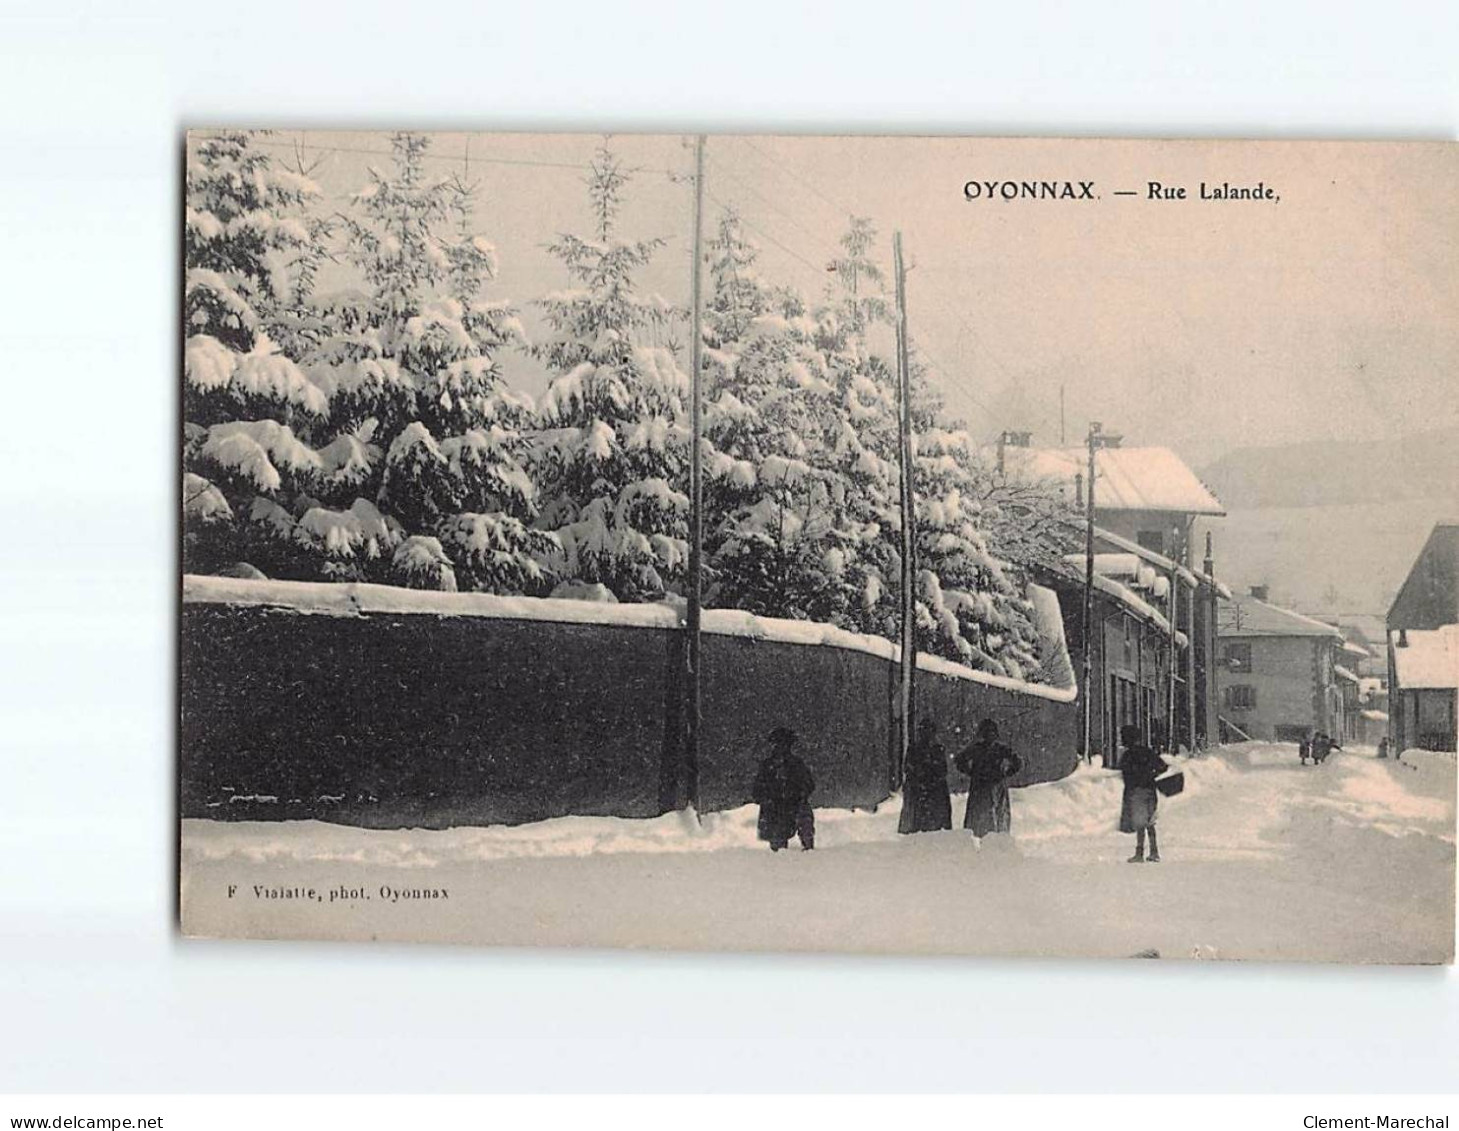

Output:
xmin=955 ymin=718 xmax=1022 ymax=838
xmin=900 ymin=716 xmax=953 ymax=833
xmin=1118 ymin=723 xmax=1168 ymax=862
xmin=752 ymin=726 xmax=816 ymax=851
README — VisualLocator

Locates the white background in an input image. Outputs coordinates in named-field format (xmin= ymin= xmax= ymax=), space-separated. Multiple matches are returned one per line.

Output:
xmin=0 ymin=0 xmax=1456 ymax=1095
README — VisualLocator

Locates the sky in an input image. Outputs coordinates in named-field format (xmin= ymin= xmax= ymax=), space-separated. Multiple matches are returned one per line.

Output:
xmin=209 ymin=131 xmax=1458 ymax=470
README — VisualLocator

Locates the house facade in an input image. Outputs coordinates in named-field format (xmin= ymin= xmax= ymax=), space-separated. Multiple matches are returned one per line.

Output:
xmin=1216 ymin=587 xmax=1345 ymax=742
xmin=1389 ymin=627 xmax=1457 ymax=752
xmin=1387 ymin=522 xmax=1459 ymax=753
xmin=1039 ymin=557 xmax=1184 ymax=764
xmin=1005 ymin=440 xmax=1227 ymax=752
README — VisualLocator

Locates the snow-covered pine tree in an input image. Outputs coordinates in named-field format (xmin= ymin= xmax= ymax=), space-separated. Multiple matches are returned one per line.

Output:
xmin=911 ymin=422 xmax=1041 ymax=679
xmin=183 ymin=130 xmax=339 ymax=577
xmin=695 ymin=210 xmax=851 ymax=620
xmin=806 ymin=216 xmax=905 ymax=637
xmin=302 ymin=132 xmax=551 ymax=592
xmin=810 ymin=217 xmax=1043 ymax=678
xmin=529 ymin=144 xmax=691 ymax=602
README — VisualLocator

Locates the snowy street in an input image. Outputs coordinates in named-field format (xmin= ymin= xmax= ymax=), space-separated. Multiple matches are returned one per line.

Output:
xmin=181 ymin=744 xmax=1455 ymax=963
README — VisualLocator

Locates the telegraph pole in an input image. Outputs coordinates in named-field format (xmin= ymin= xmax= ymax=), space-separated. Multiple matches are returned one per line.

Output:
xmin=893 ymin=231 xmax=917 ymax=789
xmin=685 ymin=134 xmax=706 ymax=812
xmin=1080 ymin=421 xmax=1101 ymax=763
xmin=1166 ymin=530 xmax=1179 ymax=755
xmin=1203 ymin=531 xmax=1219 ymax=749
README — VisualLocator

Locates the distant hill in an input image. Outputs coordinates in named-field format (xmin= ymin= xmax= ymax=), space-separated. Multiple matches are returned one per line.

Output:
xmin=1198 ymin=498 xmax=1456 ymax=624
xmin=1195 ymin=428 xmax=1459 ymax=632
xmin=1200 ymin=427 xmax=1459 ymax=510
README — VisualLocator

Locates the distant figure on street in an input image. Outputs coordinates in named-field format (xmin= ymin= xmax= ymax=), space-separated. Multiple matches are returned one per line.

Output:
xmin=1298 ymin=735 xmax=1311 ymax=765
xmin=1378 ymin=737 xmax=1390 ymax=760
xmin=1119 ymin=724 xmax=1169 ymax=863
xmin=752 ymin=726 xmax=816 ymax=852
xmin=901 ymin=717 xmax=953 ymax=834
xmin=1312 ymin=732 xmax=1339 ymax=765
xmin=956 ymin=718 xmax=1022 ymax=838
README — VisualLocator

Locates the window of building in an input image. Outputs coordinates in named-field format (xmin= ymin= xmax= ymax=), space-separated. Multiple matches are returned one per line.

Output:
xmin=1225 ymin=684 xmax=1256 ymax=711
xmin=1224 ymin=642 xmax=1252 ymax=672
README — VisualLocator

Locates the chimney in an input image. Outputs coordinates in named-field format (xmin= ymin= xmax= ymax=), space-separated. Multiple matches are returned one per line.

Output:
xmin=996 ymin=429 xmax=1033 ymax=474
xmin=1249 ymin=584 xmax=1269 ymax=602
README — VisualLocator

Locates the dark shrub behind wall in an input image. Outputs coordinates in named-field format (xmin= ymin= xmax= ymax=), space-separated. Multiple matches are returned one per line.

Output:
xmin=180 ymin=585 xmax=1080 ymax=829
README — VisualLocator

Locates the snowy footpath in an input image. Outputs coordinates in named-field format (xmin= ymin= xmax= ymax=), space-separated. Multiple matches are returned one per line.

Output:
xmin=181 ymin=743 xmax=1456 ymax=963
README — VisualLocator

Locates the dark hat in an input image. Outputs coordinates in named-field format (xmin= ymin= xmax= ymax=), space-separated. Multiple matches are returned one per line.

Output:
xmin=768 ymin=726 xmax=797 ymax=747
xmin=977 ymin=718 xmax=999 ymax=740
xmin=1120 ymin=724 xmax=1141 ymax=747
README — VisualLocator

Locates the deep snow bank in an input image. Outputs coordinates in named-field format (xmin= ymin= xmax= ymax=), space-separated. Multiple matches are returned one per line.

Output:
xmin=183 ymin=751 xmax=1232 ymax=867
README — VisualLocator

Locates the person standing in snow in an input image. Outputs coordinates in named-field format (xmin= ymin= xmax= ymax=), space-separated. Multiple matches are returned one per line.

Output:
xmin=1299 ymin=734 xmax=1311 ymax=765
xmin=1378 ymin=737 xmax=1390 ymax=760
xmin=752 ymin=726 xmax=816 ymax=852
xmin=900 ymin=717 xmax=953 ymax=833
xmin=1119 ymin=724 xmax=1168 ymax=862
xmin=956 ymin=718 xmax=1022 ymax=838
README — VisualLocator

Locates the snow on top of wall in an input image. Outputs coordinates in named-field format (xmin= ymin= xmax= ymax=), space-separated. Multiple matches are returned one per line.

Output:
xmin=183 ymin=575 xmax=1078 ymax=703
xmin=1391 ymin=625 xmax=1459 ymax=691
xmin=183 ymin=574 xmax=681 ymax=629
xmin=1028 ymin=582 xmax=1077 ymax=691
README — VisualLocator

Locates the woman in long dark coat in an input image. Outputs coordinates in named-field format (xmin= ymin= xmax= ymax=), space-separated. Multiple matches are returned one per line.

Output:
xmin=900 ymin=718 xmax=953 ymax=833
xmin=752 ymin=726 xmax=816 ymax=851
xmin=1119 ymin=724 xmax=1168 ymax=862
xmin=956 ymin=718 xmax=1022 ymax=838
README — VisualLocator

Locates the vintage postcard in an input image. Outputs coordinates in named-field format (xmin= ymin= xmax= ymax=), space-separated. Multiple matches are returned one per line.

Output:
xmin=179 ymin=132 xmax=1457 ymax=962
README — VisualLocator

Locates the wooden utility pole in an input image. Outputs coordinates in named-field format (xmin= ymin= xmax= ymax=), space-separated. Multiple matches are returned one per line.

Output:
xmin=1183 ymin=520 xmax=1198 ymax=752
xmin=1166 ymin=541 xmax=1179 ymax=755
xmin=1080 ymin=421 xmax=1101 ymax=763
xmin=1202 ymin=531 xmax=1219 ymax=749
xmin=893 ymin=231 xmax=917 ymax=789
xmin=685 ymin=134 xmax=706 ymax=812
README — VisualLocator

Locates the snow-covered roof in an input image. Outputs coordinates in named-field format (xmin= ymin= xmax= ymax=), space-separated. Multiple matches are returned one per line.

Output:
xmin=1005 ymin=446 xmax=1226 ymax=516
xmin=1333 ymin=664 xmax=1360 ymax=684
xmin=1341 ymin=640 xmax=1371 ymax=658
xmin=1088 ymin=573 xmax=1186 ymax=646
xmin=1390 ymin=625 xmax=1459 ymax=691
xmin=1360 ymin=709 xmax=1389 ymax=722
xmin=183 ymin=575 xmax=1078 ymax=703
xmin=1038 ymin=558 xmax=1184 ymax=643
xmin=1218 ymin=596 xmax=1343 ymax=639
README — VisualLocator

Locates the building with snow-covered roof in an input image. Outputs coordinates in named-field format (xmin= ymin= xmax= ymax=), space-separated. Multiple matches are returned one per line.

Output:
xmin=1003 ymin=437 xmax=1228 ymax=753
xmin=1388 ymin=626 xmax=1458 ymax=752
xmin=1035 ymin=551 xmax=1191 ymax=762
xmin=1388 ymin=524 xmax=1459 ymax=752
xmin=1003 ymin=442 xmax=1226 ymax=561
xmin=1217 ymin=586 xmax=1346 ymax=743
